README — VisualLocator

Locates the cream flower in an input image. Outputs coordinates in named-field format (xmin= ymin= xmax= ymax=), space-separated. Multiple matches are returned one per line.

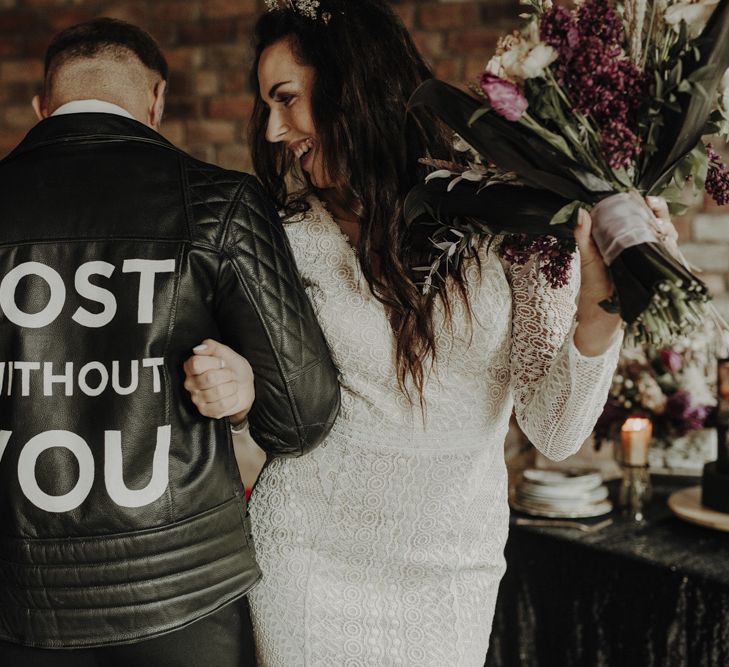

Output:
xmin=500 ymin=41 xmax=557 ymax=80
xmin=680 ymin=365 xmax=716 ymax=408
xmin=664 ymin=0 xmax=719 ymax=38
xmin=637 ymin=374 xmax=668 ymax=414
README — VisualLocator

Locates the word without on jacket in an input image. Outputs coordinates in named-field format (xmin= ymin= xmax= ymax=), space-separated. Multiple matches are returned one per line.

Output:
xmin=0 ymin=359 xmax=164 ymax=397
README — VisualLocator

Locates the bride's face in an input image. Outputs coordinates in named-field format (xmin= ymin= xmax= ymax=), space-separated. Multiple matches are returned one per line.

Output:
xmin=258 ymin=38 xmax=332 ymax=189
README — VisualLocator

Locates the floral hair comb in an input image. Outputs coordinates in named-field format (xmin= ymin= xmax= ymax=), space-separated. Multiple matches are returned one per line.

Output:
xmin=264 ymin=0 xmax=331 ymax=23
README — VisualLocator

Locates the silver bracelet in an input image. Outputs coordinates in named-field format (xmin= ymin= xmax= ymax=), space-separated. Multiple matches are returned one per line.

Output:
xmin=230 ymin=416 xmax=250 ymax=434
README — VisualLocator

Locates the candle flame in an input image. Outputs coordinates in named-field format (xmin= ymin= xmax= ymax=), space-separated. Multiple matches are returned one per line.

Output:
xmin=621 ymin=417 xmax=652 ymax=432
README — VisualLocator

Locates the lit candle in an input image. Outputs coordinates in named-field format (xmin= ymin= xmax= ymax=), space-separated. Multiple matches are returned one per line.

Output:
xmin=620 ymin=417 xmax=653 ymax=466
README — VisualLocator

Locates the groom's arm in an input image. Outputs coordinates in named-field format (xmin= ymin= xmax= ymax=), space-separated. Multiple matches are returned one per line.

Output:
xmin=214 ymin=175 xmax=340 ymax=457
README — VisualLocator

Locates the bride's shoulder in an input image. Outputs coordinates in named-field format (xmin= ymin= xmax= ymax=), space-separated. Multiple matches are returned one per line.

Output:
xmin=280 ymin=191 xmax=323 ymax=224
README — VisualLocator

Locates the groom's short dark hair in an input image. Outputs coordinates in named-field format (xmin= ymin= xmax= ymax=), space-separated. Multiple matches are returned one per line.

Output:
xmin=44 ymin=17 xmax=169 ymax=85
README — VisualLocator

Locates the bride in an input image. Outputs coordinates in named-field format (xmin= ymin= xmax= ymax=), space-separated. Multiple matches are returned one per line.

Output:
xmin=183 ymin=1 xmax=668 ymax=664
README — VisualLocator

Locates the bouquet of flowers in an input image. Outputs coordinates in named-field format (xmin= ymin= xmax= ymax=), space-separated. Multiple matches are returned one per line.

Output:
xmin=406 ymin=0 xmax=729 ymax=345
xmin=594 ymin=341 xmax=716 ymax=445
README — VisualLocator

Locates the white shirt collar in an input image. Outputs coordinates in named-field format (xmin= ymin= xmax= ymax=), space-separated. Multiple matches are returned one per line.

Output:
xmin=51 ymin=99 xmax=136 ymax=120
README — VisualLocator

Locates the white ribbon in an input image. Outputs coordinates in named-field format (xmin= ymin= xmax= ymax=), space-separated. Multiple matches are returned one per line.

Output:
xmin=590 ymin=191 xmax=661 ymax=267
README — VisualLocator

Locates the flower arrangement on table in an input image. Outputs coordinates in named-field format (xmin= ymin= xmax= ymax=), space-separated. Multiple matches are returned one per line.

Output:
xmin=595 ymin=342 xmax=716 ymax=447
xmin=406 ymin=0 xmax=729 ymax=345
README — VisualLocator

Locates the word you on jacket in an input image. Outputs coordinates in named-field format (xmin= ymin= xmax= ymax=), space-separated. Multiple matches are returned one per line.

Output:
xmin=1 ymin=258 xmax=176 ymax=513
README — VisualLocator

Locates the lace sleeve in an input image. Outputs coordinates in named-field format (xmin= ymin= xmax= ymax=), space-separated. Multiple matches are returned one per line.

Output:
xmin=504 ymin=253 xmax=623 ymax=461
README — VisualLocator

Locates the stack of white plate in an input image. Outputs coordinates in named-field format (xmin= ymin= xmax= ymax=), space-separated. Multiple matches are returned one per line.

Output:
xmin=510 ymin=468 xmax=612 ymax=518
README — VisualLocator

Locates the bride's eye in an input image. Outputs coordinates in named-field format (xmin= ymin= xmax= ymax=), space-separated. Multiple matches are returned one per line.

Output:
xmin=277 ymin=94 xmax=296 ymax=107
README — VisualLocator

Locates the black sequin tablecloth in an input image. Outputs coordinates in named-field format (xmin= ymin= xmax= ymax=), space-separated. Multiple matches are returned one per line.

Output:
xmin=485 ymin=476 xmax=729 ymax=667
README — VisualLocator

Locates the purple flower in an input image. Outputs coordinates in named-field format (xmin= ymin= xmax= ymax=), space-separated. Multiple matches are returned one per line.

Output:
xmin=540 ymin=0 xmax=646 ymax=170
xmin=684 ymin=405 xmax=712 ymax=432
xmin=595 ymin=397 xmax=629 ymax=441
xmin=660 ymin=348 xmax=683 ymax=373
xmin=498 ymin=234 xmax=576 ymax=288
xmin=665 ymin=390 xmax=691 ymax=417
xmin=664 ymin=390 xmax=711 ymax=435
xmin=706 ymin=144 xmax=729 ymax=206
xmin=479 ymin=73 xmax=528 ymax=121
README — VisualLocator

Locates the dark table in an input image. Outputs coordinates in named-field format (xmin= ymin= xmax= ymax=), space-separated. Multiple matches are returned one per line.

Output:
xmin=485 ymin=476 xmax=729 ymax=667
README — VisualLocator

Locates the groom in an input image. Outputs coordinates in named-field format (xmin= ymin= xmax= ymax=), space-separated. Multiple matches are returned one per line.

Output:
xmin=0 ymin=17 xmax=339 ymax=665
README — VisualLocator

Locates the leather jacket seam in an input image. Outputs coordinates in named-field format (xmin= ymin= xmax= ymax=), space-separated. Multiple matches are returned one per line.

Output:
xmin=2 ymin=133 xmax=180 ymax=164
xmin=1 ymin=546 xmax=251 ymax=596
xmin=0 ymin=497 xmax=241 ymax=548
xmin=0 ymin=237 xmax=187 ymax=248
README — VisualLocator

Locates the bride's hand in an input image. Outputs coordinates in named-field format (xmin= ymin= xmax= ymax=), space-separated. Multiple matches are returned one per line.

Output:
xmin=645 ymin=195 xmax=680 ymax=256
xmin=183 ymin=338 xmax=254 ymax=426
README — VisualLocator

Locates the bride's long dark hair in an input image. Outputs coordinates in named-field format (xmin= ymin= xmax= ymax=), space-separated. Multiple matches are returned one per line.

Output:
xmin=249 ymin=0 xmax=476 ymax=401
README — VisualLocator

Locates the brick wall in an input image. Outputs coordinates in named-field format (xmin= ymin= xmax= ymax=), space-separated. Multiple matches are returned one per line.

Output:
xmin=1 ymin=0 xmax=728 ymax=310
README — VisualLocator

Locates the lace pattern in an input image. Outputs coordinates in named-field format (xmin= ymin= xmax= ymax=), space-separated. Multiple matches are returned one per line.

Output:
xmin=248 ymin=196 xmax=622 ymax=666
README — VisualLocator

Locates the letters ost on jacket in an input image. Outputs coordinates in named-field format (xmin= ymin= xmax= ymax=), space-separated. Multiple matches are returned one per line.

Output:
xmin=0 ymin=257 xmax=175 ymax=513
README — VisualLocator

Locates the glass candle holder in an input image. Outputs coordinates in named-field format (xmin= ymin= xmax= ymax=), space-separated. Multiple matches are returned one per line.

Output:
xmin=618 ymin=417 xmax=653 ymax=520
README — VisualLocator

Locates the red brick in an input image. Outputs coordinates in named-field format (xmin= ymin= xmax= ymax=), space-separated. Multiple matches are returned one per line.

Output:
xmin=419 ymin=3 xmax=480 ymax=30
xmin=411 ymin=30 xmax=444 ymax=59
xmin=166 ymin=47 xmax=204 ymax=71
xmin=0 ymin=9 xmax=36 ymax=32
xmin=169 ymin=71 xmax=194 ymax=96
xmin=4 ymin=104 xmax=36 ymax=129
xmin=433 ymin=58 xmax=463 ymax=83
xmin=21 ymin=0 xmax=62 ymax=7
xmin=221 ymin=70 xmax=248 ymax=93
xmin=217 ymin=143 xmax=252 ymax=172
xmin=0 ymin=38 xmax=21 ymax=58
xmin=0 ymin=129 xmax=27 ymax=157
xmin=24 ymin=35 xmax=51 ymax=59
xmin=160 ymin=119 xmax=186 ymax=145
xmin=235 ymin=16 xmax=257 ymax=41
xmin=447 ymin=28 xmax=502 ymax=56
xmin=206 ymin=44 xmax=252 ymax=68
xmin=48 ymin=9 xmax=94 ymax=32
xmin=164 ymin=97 xmax=201 ymax=120
xmin=0 ymin=60 xmax=43 ymax=84
xmin=186 ymin=119 xmax=237 ymax=143
xmin=208 ymin=94 xmax=253 ymax=120
xmin=202 ymin=0 xmax=257 ymax=19
xmin=464 ymin=56 xmax=490 ymax=82
xmin=195 ymin=70 xmax=220 ymax=96
xmin=392 ymin=3 xmax=416 ymax=29
xmin=101 ymin=2 xmax=150 ymax=25
xmin=177 ymin=21 xmax=235 ymax=46
xmin=184 ymin=144 xmax=216 ymax=163
xmin=151 ymin=1 xmax=201 ymax=22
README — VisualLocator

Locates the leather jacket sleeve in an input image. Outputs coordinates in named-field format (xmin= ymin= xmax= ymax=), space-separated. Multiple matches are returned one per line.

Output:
xmin=215 ymin=176 xmax=340 ymax=457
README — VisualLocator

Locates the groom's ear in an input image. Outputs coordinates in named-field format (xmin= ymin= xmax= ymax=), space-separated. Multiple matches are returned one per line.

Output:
xmin=32 ymin=95 xmax=49 ymax=121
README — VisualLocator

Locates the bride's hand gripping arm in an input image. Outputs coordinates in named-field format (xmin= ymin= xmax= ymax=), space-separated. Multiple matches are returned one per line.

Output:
xmin=185 ymin=176 xmax=340 ymax=458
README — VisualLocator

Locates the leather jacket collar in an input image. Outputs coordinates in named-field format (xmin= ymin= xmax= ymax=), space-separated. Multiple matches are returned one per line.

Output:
xmin=5 ymin=113 xmax=175 ymax=162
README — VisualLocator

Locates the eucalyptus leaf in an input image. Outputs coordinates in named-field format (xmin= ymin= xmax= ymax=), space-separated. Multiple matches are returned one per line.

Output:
xmin=549 ymin=200 xmax=584 ymax=226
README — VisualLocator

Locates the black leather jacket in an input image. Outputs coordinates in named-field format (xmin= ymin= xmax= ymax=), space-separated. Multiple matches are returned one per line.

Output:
xmin=0 ymin=114 xmax=340 ymax=648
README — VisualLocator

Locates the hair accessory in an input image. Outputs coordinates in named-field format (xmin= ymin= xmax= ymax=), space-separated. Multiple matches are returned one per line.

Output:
xmin=264 ymin=0 xmax=325 ymax=22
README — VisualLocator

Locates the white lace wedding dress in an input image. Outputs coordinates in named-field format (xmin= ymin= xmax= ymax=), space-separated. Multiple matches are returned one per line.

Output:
xmin=248 ymin=196 xmax=622 ymax=666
